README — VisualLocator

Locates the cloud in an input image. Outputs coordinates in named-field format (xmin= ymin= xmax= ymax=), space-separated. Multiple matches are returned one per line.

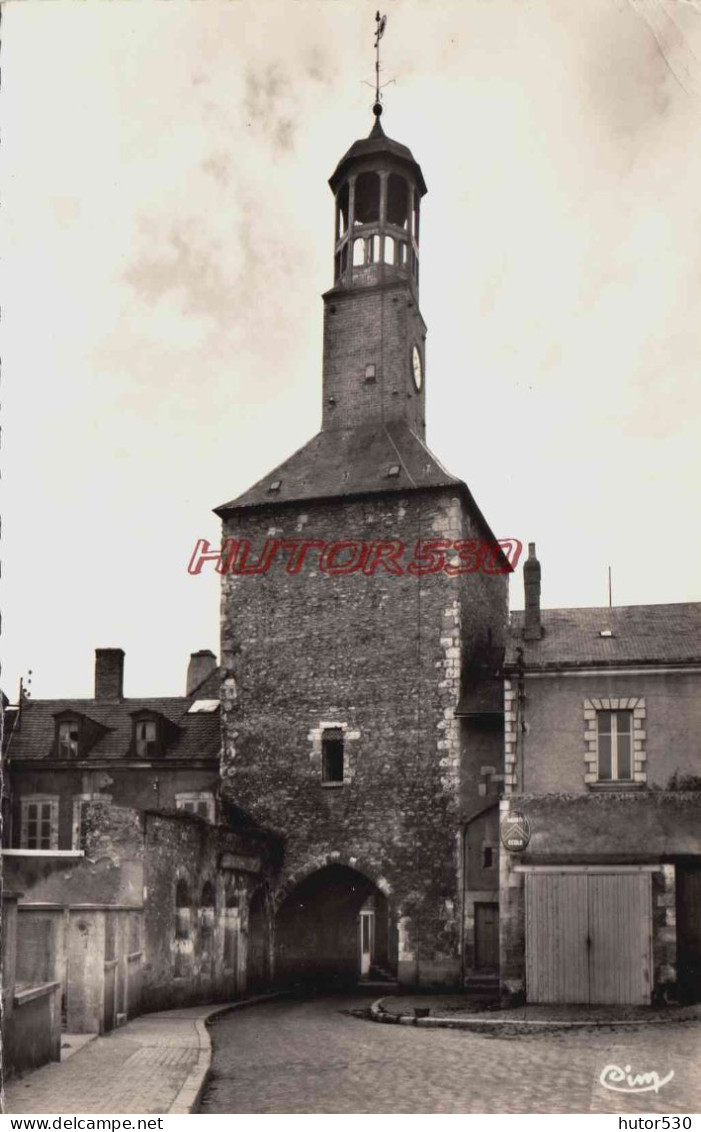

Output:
xmin=244 ymin=64 xmax=297 ymax=152
xmin=125 ymin=224 xmax=236 ymax=324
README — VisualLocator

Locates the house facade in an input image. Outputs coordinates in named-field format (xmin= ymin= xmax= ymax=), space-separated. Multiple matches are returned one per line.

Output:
xmin=1 ymin=649 xmax=280 ymax=1076
xmin=5 ymin=648 xmax=221 ymax=852
xmin=499 ymin=545 xmax=701 ymax=1005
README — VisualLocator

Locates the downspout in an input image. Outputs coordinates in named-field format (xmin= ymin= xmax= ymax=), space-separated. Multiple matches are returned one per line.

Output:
xmin=515 ymin=647 xmax=526 ymax=794
xmin=459 ymin=824 xmax=467 ymax=987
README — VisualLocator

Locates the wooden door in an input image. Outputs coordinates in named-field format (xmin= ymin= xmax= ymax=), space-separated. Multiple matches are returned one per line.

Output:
xmin=677 ymin=866 xmax=701 ymax=1002
xmin=526 ymin=873 xmax=589 ymax=1003
xmin=525 ymin=871 xmax=651 ymax=1005
xmin=359 ymin=910 xmax=374 ymax=977
xmin=588 ymin=873 xmax=651 ymax=1005
xmin=474 ymin=903 xmax=499 ymax=971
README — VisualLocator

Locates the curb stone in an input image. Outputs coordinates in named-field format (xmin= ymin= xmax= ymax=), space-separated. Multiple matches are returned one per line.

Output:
xmin=169 ymin=992 xmax=290 ymax=1114
xmin=369 ymin=997 xmax=701 ymax=1035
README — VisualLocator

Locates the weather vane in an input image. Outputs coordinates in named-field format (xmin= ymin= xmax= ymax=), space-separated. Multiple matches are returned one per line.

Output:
xmin=364 ymin=11 xmax=393 ymax=116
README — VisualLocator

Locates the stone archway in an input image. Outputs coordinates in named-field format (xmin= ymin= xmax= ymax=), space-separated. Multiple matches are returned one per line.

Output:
xmin=275 ymin=864 xmax=393 ymax=987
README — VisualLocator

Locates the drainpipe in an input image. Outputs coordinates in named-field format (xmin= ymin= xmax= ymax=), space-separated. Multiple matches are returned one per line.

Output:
xmin=459 ymin=826 xmax=467 ymax=987
xmin=515 ymin=648 xmax=526 ymax=794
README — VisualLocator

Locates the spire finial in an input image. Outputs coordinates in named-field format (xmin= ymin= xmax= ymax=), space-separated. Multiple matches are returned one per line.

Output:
xmin=374 ymin=11 xmax=387 ymax=115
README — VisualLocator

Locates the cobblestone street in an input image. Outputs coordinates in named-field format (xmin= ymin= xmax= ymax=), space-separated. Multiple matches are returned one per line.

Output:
xmin=201 ymin=996 xmax=701 ymax=1114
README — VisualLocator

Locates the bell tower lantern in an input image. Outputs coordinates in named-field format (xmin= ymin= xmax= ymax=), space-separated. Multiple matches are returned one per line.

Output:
xmin=322 ymin=104 xmax=429 ymax=438
xmin=330 ymin=105 xmax=427 ymax=295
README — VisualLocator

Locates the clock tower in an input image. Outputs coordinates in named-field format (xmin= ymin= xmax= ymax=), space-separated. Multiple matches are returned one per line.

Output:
xmin=322 ymin=104 xmax=427 ymax=438
xmin=216 ymin=104 xmax=509 ymax=990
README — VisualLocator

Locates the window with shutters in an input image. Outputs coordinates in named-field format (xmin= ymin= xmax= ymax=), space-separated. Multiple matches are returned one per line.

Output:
xmin=57 ymin=718 xmax=81 ymax=758
xmin=20 ymin=796 xmax=59 ymax=850
xmin=134 ymin=718 xmax=158 ymax=758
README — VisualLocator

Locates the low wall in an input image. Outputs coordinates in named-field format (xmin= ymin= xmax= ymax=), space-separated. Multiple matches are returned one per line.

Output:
xmin=4 ymin=803 xmax=280 ymax=1030
xmin=4 ymin=982 xmax=62 ymax=1079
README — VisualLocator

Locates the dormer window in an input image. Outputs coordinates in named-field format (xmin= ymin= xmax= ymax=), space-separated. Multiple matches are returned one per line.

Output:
xmin=53 ymin=710 xmax=108 ymax=760
xmin=135 ymin=718 xmax=158 ymax=758
xmin=130 ymin=708 xmax=180 ymax=760
xmin=58 ymin=719 xmax=80 ymax=758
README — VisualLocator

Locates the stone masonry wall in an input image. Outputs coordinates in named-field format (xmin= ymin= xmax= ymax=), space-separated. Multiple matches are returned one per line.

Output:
xmin=220 ymin=488 xmax=508 ymax=985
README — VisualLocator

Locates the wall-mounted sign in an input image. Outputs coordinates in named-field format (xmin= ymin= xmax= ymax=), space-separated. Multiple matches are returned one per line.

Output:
xmin=219 ymin=853 xmax=261 ymax=873
xmin=500 ymin=811 xmax=531 ymax=853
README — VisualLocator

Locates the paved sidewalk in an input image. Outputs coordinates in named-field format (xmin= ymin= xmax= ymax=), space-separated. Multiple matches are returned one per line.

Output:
xmin=373 ymin=994 xmax=701 ymax=1031
xmin=3 ymin=997 xmax=279 ymax=1115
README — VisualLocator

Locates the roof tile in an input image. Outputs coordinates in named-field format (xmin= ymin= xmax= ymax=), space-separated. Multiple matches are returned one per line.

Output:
xmin=507 ymin=603 xmax=701 ymax=668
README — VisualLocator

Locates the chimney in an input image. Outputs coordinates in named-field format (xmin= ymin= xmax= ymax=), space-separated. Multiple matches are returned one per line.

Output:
xmin=523 ymin=543 xmax=543 ymax=641
xmin=187 ymin=650 xmax=217 ymax=696
xmin=95 ymin=648 xmax=125 ymax=701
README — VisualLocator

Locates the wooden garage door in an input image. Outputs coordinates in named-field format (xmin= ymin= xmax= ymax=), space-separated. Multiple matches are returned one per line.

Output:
xmin=526 ymin=871 xmax=652 ymax=1005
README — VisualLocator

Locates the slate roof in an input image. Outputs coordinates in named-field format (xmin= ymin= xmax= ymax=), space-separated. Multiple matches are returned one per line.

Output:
xmin=218 ymin=421 xmax=463 ymax=511
xmin=6 ymin=667 xmax=222 ymax=763
xmin=328 ymin=116 xmax=427 ymax=196
xmin=506 ymin=603 xmax=701 ymax=670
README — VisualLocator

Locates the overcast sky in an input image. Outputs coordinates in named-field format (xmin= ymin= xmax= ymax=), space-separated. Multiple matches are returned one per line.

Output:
xmin=3 ymin=0 xmax=701 ymax=699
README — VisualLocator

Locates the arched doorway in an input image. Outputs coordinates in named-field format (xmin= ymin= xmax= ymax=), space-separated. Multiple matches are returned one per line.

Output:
xmin=276 ymin=864 xmax=392 ymax=987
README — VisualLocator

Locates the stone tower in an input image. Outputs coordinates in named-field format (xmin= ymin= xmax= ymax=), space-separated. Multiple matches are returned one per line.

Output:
xmin=216 ymin=106 xmax=509 ymax=988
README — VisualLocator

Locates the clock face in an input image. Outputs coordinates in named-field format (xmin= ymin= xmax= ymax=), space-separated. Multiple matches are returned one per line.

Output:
xmin=411 ymin=345 xmax=423 ymax=391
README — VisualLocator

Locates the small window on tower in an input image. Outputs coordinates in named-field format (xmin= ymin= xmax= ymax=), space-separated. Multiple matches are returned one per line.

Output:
xmin=336 ymin=182 xmax=349 ymax=239
xmin=384 ymin=236 xmax=396 ymax=265
xmin=354 ymin=172 xmax=380 ymax=225
xmin=321 ymin=729 xmax=344 ymax=784
xmin=365 ymin=364 xmax=376 ymax=382
xmin=398 ymin=241 xmax=408 ymax=267
xmin=353 ymin=238 xmax=364 ymax=266
xmin=387 ymin=174 xmax=409 ymax=229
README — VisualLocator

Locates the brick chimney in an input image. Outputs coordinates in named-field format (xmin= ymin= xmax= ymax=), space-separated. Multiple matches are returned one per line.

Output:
xmin=95 ymin=648 xmax=125 ymax=701
xmin=523 ymin=543 xmax=543 ymax=641
xmin=187 ymin=650 xmax=217 ymax=696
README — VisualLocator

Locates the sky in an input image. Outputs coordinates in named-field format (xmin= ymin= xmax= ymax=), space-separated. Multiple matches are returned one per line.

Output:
xmin=2 ymin=0 xmax=701 ymax=699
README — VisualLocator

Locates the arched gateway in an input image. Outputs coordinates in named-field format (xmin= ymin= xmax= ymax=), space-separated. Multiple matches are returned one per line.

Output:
xmin=275 ymin=864 xmax=394 ymax=986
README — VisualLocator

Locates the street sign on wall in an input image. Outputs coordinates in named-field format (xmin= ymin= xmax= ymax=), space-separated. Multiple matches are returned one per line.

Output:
xmin=500 ymin=811 xmax=531 ymax=852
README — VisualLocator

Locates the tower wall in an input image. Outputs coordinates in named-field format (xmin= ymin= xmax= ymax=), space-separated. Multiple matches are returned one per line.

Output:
xmin=219 ymin=491 xmax=508 ymax=985
xmin=322 ymin=282 xmax=426 ymax=434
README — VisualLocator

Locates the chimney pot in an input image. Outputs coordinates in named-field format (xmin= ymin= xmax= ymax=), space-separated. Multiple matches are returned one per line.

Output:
xmin=187 ymin=650 xmax=217 ymax=696
xmin=523 ymin=543 xmax=543 ymax=641
xmin=95 ymin=649 xmax=125 ymax=701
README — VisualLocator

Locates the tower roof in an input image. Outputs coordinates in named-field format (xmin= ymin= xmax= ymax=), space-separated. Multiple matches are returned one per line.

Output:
xmin=214 ymin=420 xmax=505 ymax=561
xmin=215 ymin=421 xmax=458 ymax=514
xmin=328 ymin=115 xmax=427 ymax=196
